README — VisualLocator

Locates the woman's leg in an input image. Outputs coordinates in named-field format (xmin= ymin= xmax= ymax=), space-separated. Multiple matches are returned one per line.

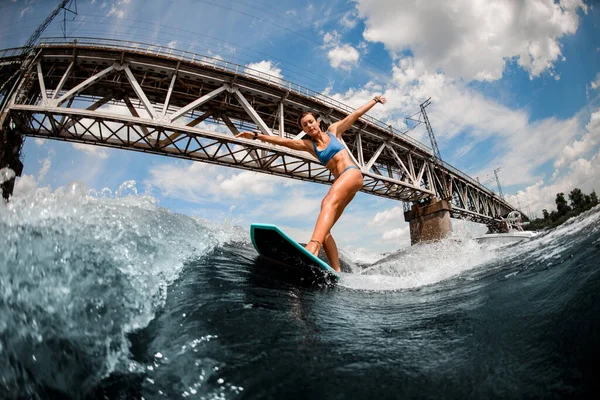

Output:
xmin=305 ymin=169 xmax=363 ymax=271
xmin=323 ymin=233 xmax=340 ymax=272
xmin=322 ymin=191 xmax=359 ymax=271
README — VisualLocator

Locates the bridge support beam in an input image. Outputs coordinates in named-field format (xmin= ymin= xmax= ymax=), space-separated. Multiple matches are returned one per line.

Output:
xmin=0 ymin=124 xmax=24 ymax=201
xmin=404 ymin=198 xmax=452 ymax=245
xmin=0 ymin=69 xmax=25 ymax=201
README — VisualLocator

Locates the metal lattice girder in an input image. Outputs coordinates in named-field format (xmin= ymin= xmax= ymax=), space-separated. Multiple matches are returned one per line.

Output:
xmin=0 ymin=38 xmax=519 ymax=222
xmin=11 ymin=105 xmax=437 ymax=200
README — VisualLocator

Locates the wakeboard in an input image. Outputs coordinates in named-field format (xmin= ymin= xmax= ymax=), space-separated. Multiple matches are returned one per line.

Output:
xmin=250 ymin=223 xmax=340 ymax=284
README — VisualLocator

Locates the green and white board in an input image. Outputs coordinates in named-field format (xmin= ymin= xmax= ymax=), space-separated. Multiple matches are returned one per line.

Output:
xmin=250 ymin=223 xmax=340 ymax=283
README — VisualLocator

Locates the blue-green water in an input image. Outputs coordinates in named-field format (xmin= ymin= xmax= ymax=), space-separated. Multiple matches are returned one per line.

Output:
xmin=1 ymin=183 xmax=599 ymax=399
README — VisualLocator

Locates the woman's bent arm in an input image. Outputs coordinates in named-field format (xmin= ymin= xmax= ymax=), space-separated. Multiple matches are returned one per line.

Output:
xmin=329 ymin=95 xmax=386 ymax=137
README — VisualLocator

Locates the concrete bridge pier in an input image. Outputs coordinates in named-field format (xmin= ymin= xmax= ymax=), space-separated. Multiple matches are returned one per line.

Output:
xmin=404 ymin=198 xmax=453 ymax=245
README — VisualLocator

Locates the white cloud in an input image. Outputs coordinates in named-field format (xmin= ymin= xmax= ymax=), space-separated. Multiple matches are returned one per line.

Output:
xmin=12 ymin=153 xmax=53 ymax=196
xmin=322 ymin=31 xmax=360 ymax=70
xmin=105 ymin=0 xmax=131 ymax=18
xmin=357 ymin=41 xmax=368 ymax=55
xmin=340 ymin=9 xmax=359 ymax=29
xmin=353 ymin=0 xmax=586 ymax=81
xmin=106 ymin=6 xmax=124 ymax=18
xmin=145 ymin=162 xmax=217 ymax=204
xmin=219 ymin=171 xmax=280 ymax=198
xmin=167 ymin=40 xmax=178 ymax=49
xmin=328 ymin=45 xmax=360 ymax=70
xmin=13 ymin=174 xmax=37 ymax=196
xmin=506 ymin=148 xmax=600 ymax=217
xmin=371 ymin=205 xmax=404 ymax=226
xmin=326 ymin=55 xmax=589 ymax=188
xmin=554 ymin=109 xmax=600 ymax=168
xmin=245 ymin=60 xmax=283 ymax=84
xmin=474 ymin=112 xmax=581 ymax=186
xmin=145 ymin=161 xmax=294 ymax=203
xmin=38 ymin=157 xmax=51 ymax=181
xmin=71 ymin=143 xmax=109 ymax=159
xmin=591 ymin=73 xmax=600 ymax=90
xmin=194 ymin=120 xmax=232 ymax=134
xmin=381 ymin=226 xmax=409 ymax=241
xmin=363 ymin=202 xmax=411 ymax=246
xmin=19 ymin=6 xmax=34 ymax=19
xmin=255 ymin=191 xmax=321 ymax=219
xmin=323 ymin=31 xmax=341 ymax=46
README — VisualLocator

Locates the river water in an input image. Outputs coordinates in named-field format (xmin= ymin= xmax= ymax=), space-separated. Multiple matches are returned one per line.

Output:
xmin=1 ymin=182 xmax=598 ymax=399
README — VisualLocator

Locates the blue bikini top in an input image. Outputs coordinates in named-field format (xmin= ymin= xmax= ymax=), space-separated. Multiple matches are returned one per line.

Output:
xmin=312 ymin=132 xmax=345 ymax=165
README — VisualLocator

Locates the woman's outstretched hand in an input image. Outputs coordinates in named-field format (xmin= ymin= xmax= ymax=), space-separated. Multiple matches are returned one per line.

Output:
xmin=374 ymin=95 xmax=387 ymax=105
xmin=235 ymin=131 xmax=255 ymax=140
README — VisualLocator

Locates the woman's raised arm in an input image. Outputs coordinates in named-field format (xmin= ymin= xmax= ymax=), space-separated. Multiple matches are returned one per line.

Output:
xmin=329 ymin=95 xmax=386 ymax=137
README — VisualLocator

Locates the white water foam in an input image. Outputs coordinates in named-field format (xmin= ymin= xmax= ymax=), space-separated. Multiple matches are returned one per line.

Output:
xmin=339 ymin=246 xmax=386 ymax=265
xmin=0 ymin=180 xmax=228 ymax=389
xmin=338 ymin=205 xmax=600 ymax=291
xmin=338 ymin=228 xmax=502 ymax=291
xmin=520 ymin=204 xmax=600 ymax=262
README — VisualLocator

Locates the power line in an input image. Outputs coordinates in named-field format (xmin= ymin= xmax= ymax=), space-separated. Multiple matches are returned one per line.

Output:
xmin=70 ymin=13 xmax=331 ymax=88
xmin=191 ymin=0 xmax=399 ymax=81
xmin=191 ymin=0 xmax=323 ymax=46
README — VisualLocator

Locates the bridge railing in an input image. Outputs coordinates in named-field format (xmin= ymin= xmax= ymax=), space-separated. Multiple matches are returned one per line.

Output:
xmin=0 ymin=47 xmax=25 ymax=59
xmin=37 ymin=37 xmax=433 ymax=152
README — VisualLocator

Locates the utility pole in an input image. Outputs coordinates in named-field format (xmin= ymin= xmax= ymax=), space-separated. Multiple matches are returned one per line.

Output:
xmin=19 ymin=0 xmax=77 ymax=76
xmin=418 ymin=98 xmax=450 ymax=201
xmin=22 ymin=0 xmax=77 ymax=56
xmin=1 ymin=0 xmax=77 ymax=110
xmin=420 ymin=98 xmax=442 ymax=161
xmin=493 ymin=167 xmax=504 ymax=198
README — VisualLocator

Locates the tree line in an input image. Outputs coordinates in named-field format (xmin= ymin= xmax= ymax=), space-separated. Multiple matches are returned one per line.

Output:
xmin=526 ymin=188 xmax=599 ymax=230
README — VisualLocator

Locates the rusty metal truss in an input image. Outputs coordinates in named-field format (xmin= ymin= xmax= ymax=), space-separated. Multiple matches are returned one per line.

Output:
xmin=0 ymin=38 xmax=517 ymax=223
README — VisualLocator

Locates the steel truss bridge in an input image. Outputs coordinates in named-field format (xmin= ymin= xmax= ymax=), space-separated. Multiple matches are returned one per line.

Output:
xmin=0 ymin=38 xmax=518 ymax=224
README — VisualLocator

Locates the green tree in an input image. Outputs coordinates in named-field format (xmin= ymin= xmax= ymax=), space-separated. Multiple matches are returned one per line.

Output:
xmin=590 ymin=190 xmax=599 ymax=206
xmin=568 ymin=188 xmax=585 ymax=209
xmin=526 ymin=189 xmax=599 ymax=231
xmin=556 ymin=192 xmax=571 ymax=215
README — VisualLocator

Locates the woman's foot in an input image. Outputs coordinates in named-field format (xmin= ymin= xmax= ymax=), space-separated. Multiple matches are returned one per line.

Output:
xmin=305 ymin=239 xmax=321 ymax=256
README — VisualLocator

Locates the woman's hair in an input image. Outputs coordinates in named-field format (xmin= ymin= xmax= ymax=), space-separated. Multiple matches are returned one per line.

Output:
xmin=297 ymin=111 xmax=317 ymax=128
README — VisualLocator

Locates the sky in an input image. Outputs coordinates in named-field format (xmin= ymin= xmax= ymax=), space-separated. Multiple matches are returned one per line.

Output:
xmin=0 ymin=0 xmax=599 ymax=253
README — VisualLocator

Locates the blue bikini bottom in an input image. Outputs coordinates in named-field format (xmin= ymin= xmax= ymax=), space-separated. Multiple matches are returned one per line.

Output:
xmin=336 ymin=165 xmax=361 ymax=180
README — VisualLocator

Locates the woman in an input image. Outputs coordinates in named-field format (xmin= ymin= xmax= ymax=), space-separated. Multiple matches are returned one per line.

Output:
xmin=236 ymin=95 xmax=387 ymax=272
